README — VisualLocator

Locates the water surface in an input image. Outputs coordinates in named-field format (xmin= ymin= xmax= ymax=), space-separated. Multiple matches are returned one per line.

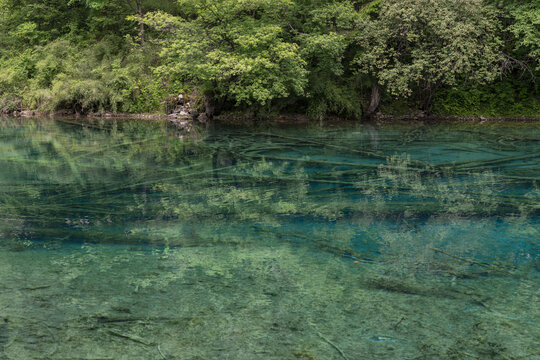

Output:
xmin=0 ymin=117 xmax=538 ymax=359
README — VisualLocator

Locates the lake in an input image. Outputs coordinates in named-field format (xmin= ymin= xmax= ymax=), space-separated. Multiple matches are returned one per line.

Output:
xmin=0 ymin=117 xmax=538 ymax=359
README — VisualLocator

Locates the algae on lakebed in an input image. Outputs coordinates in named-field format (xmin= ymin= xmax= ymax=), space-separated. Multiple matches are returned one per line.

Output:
xmin=0 ymin=117 xmax=539 ymax=359
xmin=0 ymin=241 xmax=538 ymax=359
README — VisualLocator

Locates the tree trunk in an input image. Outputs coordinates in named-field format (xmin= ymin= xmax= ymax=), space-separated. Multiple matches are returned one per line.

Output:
xmin=421 ymin=82 xmax=437 ymax=112
xmin=137 ymin=1 xmax=144 ymax=44
xmin=204 ymin=94 xmax=215 ymax=119
xmin=365 ymin=82 xmax=381 ymax=119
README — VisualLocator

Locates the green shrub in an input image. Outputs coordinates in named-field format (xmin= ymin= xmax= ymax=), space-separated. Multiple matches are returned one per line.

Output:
xmin=432 ymin=79 xmax=540 ymax=117
xmin=0 ymin=37 xmax=173 ymax=114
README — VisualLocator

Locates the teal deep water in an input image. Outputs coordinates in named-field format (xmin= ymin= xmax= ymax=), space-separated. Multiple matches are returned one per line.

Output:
xmin=0 ymin=117 xmax=538 ymax=359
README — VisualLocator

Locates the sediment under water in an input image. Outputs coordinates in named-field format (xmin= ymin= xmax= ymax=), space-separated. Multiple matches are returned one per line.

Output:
xmin=0 ymin=117 xmax=538 ymax=359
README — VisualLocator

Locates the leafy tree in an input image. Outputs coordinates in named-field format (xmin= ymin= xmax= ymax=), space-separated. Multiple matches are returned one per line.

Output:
xmin=0 ymin=0 xmax=89 ymax=52
xmin=154 ymin=0 xmax=307 ymax=117
xmin=0 ymin=0 xmax=538 ymax=117
xmin=354 ymin=0 xmax=502 ymax=115
xmin=81 ymin=0 xmax=183 ymax=44
xmin=294 ymin=1 xmax=363 ymax=119
xmin=509 ymin=3 xmax=540 ymax=70
xmin=488 ymin=0 xmax=540 ymax=75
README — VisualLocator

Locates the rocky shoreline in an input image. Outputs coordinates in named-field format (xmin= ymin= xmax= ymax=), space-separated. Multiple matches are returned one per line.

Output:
xmin=2 ymin=107 xmax=539 ymax=126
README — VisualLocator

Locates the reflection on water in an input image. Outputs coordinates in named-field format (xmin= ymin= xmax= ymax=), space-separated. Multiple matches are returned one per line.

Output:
xmin=0 ymin=117 xmax=539 ymax=359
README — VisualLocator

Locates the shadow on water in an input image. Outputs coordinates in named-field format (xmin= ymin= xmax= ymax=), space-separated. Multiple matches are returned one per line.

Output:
xmin=0 ymin=117 xmax=539 ymax=359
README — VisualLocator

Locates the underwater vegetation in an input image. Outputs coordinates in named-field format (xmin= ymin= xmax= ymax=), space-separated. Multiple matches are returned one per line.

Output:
xmin=0 ymin=117 xmax=539 ymax=359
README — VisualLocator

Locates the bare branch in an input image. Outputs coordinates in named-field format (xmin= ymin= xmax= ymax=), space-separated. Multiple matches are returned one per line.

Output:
xmin=500 ymin=53 xmax=537 ymax=83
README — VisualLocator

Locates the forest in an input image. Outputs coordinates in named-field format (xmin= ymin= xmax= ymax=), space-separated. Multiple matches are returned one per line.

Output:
xmin=0 ymin=0 xmax=538 ymax=119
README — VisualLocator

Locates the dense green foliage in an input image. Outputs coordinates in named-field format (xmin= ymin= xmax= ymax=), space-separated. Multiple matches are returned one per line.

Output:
xmin=355 ymin=0 xmax=502 ymax=110
xmin=0 ymin=0 xmax=538 ymax=118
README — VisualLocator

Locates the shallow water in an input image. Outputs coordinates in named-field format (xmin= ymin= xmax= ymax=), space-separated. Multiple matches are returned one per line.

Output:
xmin=0 ymin=117 xmax=538 ymax=359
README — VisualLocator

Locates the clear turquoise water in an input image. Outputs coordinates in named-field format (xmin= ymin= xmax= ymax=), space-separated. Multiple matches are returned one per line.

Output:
xmin=0 ymin=117 xmax=538 ymax=359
